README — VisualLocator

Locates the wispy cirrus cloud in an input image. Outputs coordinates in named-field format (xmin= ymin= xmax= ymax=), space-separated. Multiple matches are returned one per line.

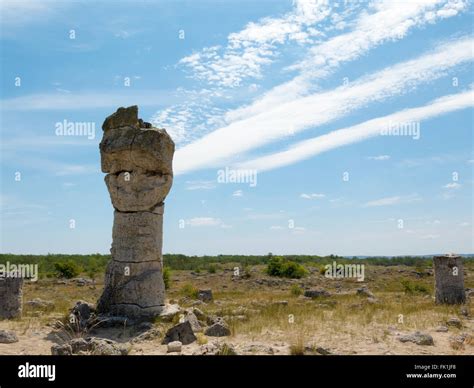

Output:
xmin=178 ymin=0 xmax=336 ymax=88
xmin=184 ymin=180 xmax=217 ymax=191
xmin=300 ymin=193 xmax=325 ymax=199
xmin=0 ymin=90 xmax=177 ymax=111
xmin=183 ymin=217 xmax=229 ymax=228
xmin=368 ymin=155 xmax=391 ymax=161
xmin=237 ymin=89 xmax=473 ymax=172
xmin=174 ymin=36 xmax=473 ymax=175
xmin=227 ymin=0 xmax=468 ymax=122
xmin=363 ymin=194 xmax=422 ymax=208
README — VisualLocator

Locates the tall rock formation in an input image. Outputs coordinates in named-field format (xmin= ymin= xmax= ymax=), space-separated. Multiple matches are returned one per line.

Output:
xmin=97 ymin=106 xmax=174 ymax=320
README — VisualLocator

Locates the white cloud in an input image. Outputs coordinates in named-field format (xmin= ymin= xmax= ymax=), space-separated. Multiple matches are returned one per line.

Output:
xmin=232 ymin=190 xmax=243 ymax=197
xmin=227 ymin=0 xmax=468 ymax=122
xmin=237 ymin=89 xmax=473 ymax=172
xmin=150 ymin=89 xmax=227 ymax=145
xmin=368 ymin=155 xmax=391 ymax=161
xmin=178 ymin=0 xmax=335 ymax=88
xmin=300 ymin=193 xmax=325 ymax=199
xmin=185 ymin=180 xmax=216 ymax=190
xmin=270 ymin=225 xmax=284 ymax=230
xmin=1 ymin=90 xmax=177 ymax=111
xmin=443 ymin=182 xmax=461 ymax=189
xmin=184 ymin=217 xmax=222 ymax=227
xmin=459 ymin=222 xmax=470 ymax=227
xmin=174 ymin=37 xmax=473 ymax=175
xmin=363 ymin=194 xmax=422 ymax=207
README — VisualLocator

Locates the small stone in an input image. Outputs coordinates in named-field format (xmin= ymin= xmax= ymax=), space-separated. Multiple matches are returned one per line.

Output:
xmin=446 ymin=317 xmax=462 ymax=329
xmin=102 ymin=105 xmax=139 ymax=131
xmin=0 ymin=330 xmax=18 ymax=344
xmin=356 ymin=287 xmax=374 ymax=298
xmin=158 ymin=304 xmax=181 ymax=322
xmin=88 ymin=338 xmax=128 ymax=356
xmin=71 ymin=300 xmax=94 ymax=321
xmin=190 ymin=307 xmax=206 ymax=321
xmin=205 ymin=321 xmax=230 ymax=337
xmin=435 ymin=326 xmax=449 ymax=333
xmin=185 ymin=312 xmax=202 ymax=332
xmin=197 ymin=289 xmax=213 ymax=303
xmin=167 ymin=341 xmax=182 ymax=353
xmin=25 ymin=298 xmax=54 ymax=311
xmin=398 ymin=331 xmax=434 ymax=346
xmin=162 ymin=321 xmax=196 ymax=345
xmin=51 ymin=343 xmax=72 ymax=355
xmin=69 ymin=338 xmax=90 ymax=353
xmin=304 ymin=289 xmax=330 ymax=298
xmin=316 ymin=347 xmax=332 ymax=355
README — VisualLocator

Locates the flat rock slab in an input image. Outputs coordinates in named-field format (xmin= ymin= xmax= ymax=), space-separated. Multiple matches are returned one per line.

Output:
xmin=398 ymin=332 xmax=434 ymax=346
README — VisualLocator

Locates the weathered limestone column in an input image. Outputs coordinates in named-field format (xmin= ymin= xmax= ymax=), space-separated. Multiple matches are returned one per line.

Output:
xmin=0 ymin=277 xmax=23 ymax=319
xmin=433 ymin=254 xmax=466 ymax=304
xmin=97 ymin=106 xmax=174 ymax=320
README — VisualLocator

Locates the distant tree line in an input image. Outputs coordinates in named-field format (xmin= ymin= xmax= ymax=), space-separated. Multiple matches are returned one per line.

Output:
xmin=0 ymin=253 xmax=472 ymax=279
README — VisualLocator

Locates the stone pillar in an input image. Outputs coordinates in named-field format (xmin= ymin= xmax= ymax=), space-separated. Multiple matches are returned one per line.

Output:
xmin=0 ymin=277 xmax=23 ymax=319
xmin=433 ymin=254 xmax=465 ymax=304
xmin=97 ymin=106 xmax=174 ymax=320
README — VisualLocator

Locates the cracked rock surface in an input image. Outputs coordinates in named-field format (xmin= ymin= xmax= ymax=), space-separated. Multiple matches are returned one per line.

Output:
xmin=97 ymin=106 xmax=175 ymax=320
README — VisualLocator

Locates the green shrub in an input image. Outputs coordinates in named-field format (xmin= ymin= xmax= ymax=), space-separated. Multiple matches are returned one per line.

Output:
xmin=163 ymin=267 xmax=172 ymax=290
xmin=290 ymin=284 xmax=303 ymax=296
xmin=401 ymin=280 xmax=429 ymax=294
xmin=266 ymin=257 xmax=308 ymax=279
xmin=54 ymin=261 xmax=81 ymax=279
xmin=208 ymin=264 xmax=217 ymax=274
xmin=181 ymin=283 xmax=198 ymax=298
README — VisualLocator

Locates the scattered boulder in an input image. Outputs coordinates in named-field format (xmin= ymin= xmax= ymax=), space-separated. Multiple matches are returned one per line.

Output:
xmin=398 ymin=332 xmax=434 ymax=346
xmin=435 ymin=326 xmax=449 ymax=333
xmin=316 ymin=346 xmax=332 ymax=355
xmin=356 ymin=287 xmax=374 ymax=298
xmin=162 ymin=321 xmax=196 ymax=345
xmin=51 ymin=337 xmax=128 ymax=356
xmin=197 ymin=289 xmax=213 ymax=303
xmin=167 ymin=341 xmax=182 ymax=353
xmin=239 ymin=344 xmax=275 ymax=355
xmin=0 ymin=330 xmax=18 ymax=344
xmin=158 ymin=304 xmax=181 ymax=322
xmin=446 ymin=317 xmax=462 ymax=329
xmin=304 ymin=289 xmax=330 ymax=298
xmin=51 ymin=343 xmax=72 ymax=356
xmin=184 ymin=311 xmax=202 ymax=333
xmin=205 ymin=320 xmax=231 ymax=337
xmin=190 ymin=307 xmax=206 ymax=322
xmin=25 ymin=298 xmax=54 ymax=311
xmin=272 ymin=300 xmax=288 ymax=307
xmin=195 ymin=342 xmax=236 ymax=355
xmin=90 ymin=338 xmax=128 ymax=356
xmin=71 ymin=301 xmax=94 ymax=321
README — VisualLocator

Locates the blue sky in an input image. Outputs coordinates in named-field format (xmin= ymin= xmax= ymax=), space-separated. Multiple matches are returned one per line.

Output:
xmin=0 ymin=0 xmax=473 ymax=256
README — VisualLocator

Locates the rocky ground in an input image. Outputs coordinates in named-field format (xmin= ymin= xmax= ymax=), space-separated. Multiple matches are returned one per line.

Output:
xmin=0 ymin=263 xmax=473 ymax=355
